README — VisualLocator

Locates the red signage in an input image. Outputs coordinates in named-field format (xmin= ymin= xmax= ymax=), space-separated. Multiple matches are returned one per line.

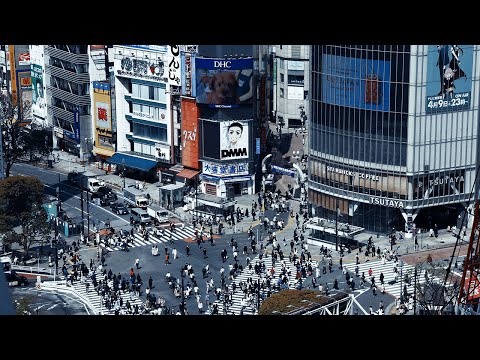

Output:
xmin=464 ymin=274 xmax=480 ymax=301
xmin=181 ymin=98 xmax=200 ymax=170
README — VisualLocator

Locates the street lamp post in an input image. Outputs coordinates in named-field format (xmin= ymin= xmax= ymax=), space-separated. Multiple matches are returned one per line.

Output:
xmin=335 ymin=199 xmax=340 ymax=252
xmin=180 ymin=269 xmax=185 ymax=315
xmin=399 ymin=259 xmax=404 ymax=305
xmin=122 ymin=158 xmax=126 ymax=190
xmin=413 ymin=266 xmax=418 ymax=315
xmin=86 ymin=188 xmax=91 ymax=245
xmin=79 ymin=179 xmax=85 ymax=239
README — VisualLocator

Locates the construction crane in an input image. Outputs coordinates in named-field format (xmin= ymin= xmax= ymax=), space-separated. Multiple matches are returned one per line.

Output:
xmin=457 ymin=199 xmax=480 ymax=313
xmin=441 ymin=165 xmax=480 ymax=315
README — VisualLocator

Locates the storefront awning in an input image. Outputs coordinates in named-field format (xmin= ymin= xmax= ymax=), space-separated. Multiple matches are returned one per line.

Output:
xmin=176 ymin=168 xmax=199 ymax=179
xmin=92 ymin=147 xmax=115 ymax=157
xmin=107 ymin=153 xmax=157 ymax=172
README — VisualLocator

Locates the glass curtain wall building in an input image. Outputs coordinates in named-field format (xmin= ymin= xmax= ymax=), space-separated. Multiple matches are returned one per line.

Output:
xmin=309 ymin=45 xmax=480 ymax=234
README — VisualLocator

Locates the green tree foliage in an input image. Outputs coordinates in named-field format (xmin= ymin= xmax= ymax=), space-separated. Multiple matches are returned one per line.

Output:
xmin=0 ymin=93 xmax=50 ymax=177
xmin=259 ymin=289 xmax=342 ymax=315
xmin=0 ymin=176 xmax=50 ymax=258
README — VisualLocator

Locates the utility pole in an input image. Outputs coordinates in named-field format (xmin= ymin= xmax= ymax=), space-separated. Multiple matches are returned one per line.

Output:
xmin=413 ymin=266 xmax=417 ymax=315
xmin=180 ymin=269 xmax=185 ymax=315
xmin=335 ymin=199 xmax=339 ymax=252
xmin=86 ymin=187 xmax=90 ymax=244
xmin=80 ymin=180 xmax=85 ymax=238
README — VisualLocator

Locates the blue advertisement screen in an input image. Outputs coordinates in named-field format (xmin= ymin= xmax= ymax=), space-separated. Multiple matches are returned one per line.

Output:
xmin=425 ymin=45 xmax=473 ymax=114
xmin=195 ymin=57 xmax=253 ymax=108
xmin=321 ymin=54 xmax=391 ymax=111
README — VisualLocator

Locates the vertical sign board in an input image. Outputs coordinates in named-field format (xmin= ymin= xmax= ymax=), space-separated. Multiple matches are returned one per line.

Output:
xmin=182 ymin=53 xmax=194 ymax=97
xmin=180 ymin=97 xmax=200 ymax=170
xmin=73 ymin=111 xmax=80 ymax=144
xmin=167 ymin=45 xmax=181 ymax=87
xmin=259 ymin=74 xmax=267 ymax=151
xmin=9 ymin=45 xmax=17 ymax=106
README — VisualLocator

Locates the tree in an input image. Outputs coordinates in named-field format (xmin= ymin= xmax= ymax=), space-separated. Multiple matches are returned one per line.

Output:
xmin=0 ymin=176 xmax=50 ymax=259
xmin=413 ymin=260 xmax=452 ymax=315
xmin=0 ymin=93 xmax=50 ymax=177
xmin=258 ymin=289 xmax=347 ymax=315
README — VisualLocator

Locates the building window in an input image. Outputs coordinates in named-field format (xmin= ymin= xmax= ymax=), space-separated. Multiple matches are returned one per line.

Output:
xmin=280 ymin=59 xmax=284 ymax=69
xmin=280 ymin=88 xmax=284 ymax=98
xmin=280 ymin=73 xmax=284 ymax=83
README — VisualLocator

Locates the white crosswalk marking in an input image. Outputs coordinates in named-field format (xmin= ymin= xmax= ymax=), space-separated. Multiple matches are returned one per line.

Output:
xmin=344 ymin=259 xmax=427 ymax=299
xmin=50 ymin=273 xmax=143 ymax=315
xmin=211 ymin=255 xmax=299 ymax=315
xmin=98 ymin=225 xmax=205 ymax=252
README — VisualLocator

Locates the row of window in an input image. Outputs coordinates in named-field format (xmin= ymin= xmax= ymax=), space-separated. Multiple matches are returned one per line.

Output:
xmin=132 ymin=123 xmax=167 ymax=142
xmin=50 ymin=57 xmax=88 ymax=74
xmin=132 ymin=83 xmax=166 ymax=103
xmin=310 ymin=125 xmax=407 ymax=166
xmin=51 ymin=97 xmax=90 ymax=115
xmin=50 ymin=76 xmax=89 ymax=96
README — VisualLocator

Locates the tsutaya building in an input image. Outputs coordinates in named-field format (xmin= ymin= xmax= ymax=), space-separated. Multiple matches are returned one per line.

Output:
xmin=308 ymin=45 xmax=478 ymax=234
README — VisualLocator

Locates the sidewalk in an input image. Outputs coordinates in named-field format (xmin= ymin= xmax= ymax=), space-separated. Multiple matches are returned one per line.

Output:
xmin=51 ymin=150 xmax=161 ymax=203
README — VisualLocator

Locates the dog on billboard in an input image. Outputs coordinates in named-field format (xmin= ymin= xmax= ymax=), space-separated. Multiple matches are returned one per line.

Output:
xmin=207 ymin=71 xmax=240 ymax=105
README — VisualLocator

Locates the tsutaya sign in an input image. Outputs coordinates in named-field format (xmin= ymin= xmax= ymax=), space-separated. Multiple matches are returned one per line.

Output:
xmin=326 ymin=166 xmax=380 ymax=181
xmin=370 ymin=197 xmax=405 ymax=208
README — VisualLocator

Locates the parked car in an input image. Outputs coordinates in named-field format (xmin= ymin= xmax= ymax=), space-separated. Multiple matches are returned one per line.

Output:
xmin=5 ymin=271 xmax=29 ymax=287
xmin=110 ymin=202 xmax=129 ymax=215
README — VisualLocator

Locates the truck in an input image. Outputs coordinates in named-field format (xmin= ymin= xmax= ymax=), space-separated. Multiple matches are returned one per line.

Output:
xmin=68 ymin=170 xmax=104 ymax=193
xmin=123 ymin=187 xmax=149 ymax=209
xmin=147 ymin=204 xmax=170 ymax=224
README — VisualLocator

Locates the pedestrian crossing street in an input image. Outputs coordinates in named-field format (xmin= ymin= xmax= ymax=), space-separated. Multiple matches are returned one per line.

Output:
xmin=52 ymin=272 xmax=143 ymax=315
xmin=212 ymin=255 xmax=298 ymax=315
xmin=99 ymin=225 xmax=205 ymax=252
xmin=344 ymin=259 xmax=427 ymax=299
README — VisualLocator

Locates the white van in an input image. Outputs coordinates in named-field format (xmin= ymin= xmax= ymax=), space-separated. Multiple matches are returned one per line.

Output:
xmin=130 ymin=208 xmax=151 ymax=225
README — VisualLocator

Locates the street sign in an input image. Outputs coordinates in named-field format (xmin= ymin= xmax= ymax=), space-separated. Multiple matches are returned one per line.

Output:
xmin=35 ymin=283 xmax=41 ymax=290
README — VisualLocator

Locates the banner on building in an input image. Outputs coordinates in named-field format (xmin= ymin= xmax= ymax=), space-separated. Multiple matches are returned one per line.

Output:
xmin=321 ymin=53 xmax=391 ymax=112
xmin=203 ymin=162 xmax=249 ymax=176
xmin=220 ymin=120 xmax=249 ymax=160
xmin=167 ymin=45 xmax=181 ymax=87
xmin=31 ymin=64 xmax=45 ymax=119
xmin=182 ymin=53 xmax=195 ymax=97
xmin=93 ymin=81 xmax=113 ymax=150
xmin=425 ymin=45 xmax=473 ymax=114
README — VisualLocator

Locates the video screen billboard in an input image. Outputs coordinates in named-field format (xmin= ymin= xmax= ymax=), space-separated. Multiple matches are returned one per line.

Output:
xmin=202 ymin=121 xmax=220 ymax=159
xmin=220 ymin=120 xmax=249 ymax=160
xmin=425 ymin=45 xmax=473 ymax=114
xmin=321 ymin=54 xmax=391 ymax=111
xmin=195 ymin=57 xmax=253 ymax=108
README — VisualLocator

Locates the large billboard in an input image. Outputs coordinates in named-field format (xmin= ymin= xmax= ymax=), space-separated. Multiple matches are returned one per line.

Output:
xmin=93 ymin=82 xmax=113 ymax=150
xmin=29 ymin=46 xmax=46 ymax=121
xmin=115 ymin=46 xmax=168 ymax=83
xmin=31 ymin=64 xmax=45 ymax=119
xmin=220 ymin=120 xmax=249 ymax=160
xmin=321 ymin=54 xmax=391 ymax=111
xmin=181 ymin=97 xmax=200 ymax=170
xmin=425 ymin=45 xmax=473 ymax=114
xmin=195 ymin=57 xmax=253 ymax=108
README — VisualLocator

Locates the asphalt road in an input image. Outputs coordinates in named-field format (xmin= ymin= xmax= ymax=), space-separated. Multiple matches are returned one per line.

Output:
xmin=10 ymin=285 xmax=89 ymax=315
xmin=11 ymin=163 xmax=132 ymax=234
xmin=10 ymin=163 xmax=396 ymax=315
